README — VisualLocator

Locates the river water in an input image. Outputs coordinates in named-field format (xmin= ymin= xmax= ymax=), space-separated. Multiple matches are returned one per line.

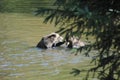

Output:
xmin=0 ymin=13 xmax=92 ymax=80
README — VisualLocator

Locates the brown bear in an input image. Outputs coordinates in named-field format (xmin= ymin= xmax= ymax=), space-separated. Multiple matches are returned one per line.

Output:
xmin=36 ymin=33 xmax=64 ymax=49
xmin=65 ymin=36 xmax=85 ymax=48
xmin=37 ymin=33 xmax=85 ymax=49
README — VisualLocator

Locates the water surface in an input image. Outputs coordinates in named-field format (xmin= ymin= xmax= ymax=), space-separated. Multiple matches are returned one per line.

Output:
xmin=0 ymin=13 xmax=92 ymax=80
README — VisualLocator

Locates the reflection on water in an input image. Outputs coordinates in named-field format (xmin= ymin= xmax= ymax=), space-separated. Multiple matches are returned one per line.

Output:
xmin=0 ymin=13 xmax=92 ymax=80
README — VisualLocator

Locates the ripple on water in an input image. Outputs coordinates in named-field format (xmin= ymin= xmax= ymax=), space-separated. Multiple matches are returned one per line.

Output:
xmin=68 ymin=58 xmax=82 ymax=64
xmin=14 ymin=64 xmax=30 ymax=67
xmin=9 ymin=73 xmax=24 ymax=76
xmin=1 ymin=68 xmax=16 ymax=71
xmin=1 ymin=40 xmax=20 ymax=45
xmin=40 ymin=62 xmax=49 ymax=66
xmin=0 ymin=57 xmax=4 ymax=61
xmin=41 ymin=69 xmax=60 ymax=75
xmin=0 ymin=62 xmax=13 ymax=67
xmin=0 ymin=43 xmax=92 ymax=78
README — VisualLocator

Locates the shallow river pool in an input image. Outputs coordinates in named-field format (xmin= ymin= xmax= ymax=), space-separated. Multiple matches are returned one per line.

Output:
xmin=0 ymin=13 xmax=94 ymax=80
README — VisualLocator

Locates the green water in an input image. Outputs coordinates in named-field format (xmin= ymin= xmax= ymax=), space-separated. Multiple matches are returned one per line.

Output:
xmin=0 ymin=13 xmax=95 ymax=80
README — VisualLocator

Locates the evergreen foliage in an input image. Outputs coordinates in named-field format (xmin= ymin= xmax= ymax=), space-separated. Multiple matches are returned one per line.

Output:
xmin=36 ymin=0 xmax=120 ymax=80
